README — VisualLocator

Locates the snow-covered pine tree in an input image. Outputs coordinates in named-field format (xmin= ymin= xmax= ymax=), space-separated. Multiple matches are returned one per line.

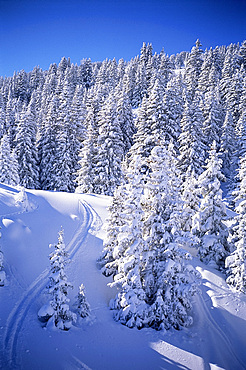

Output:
xmin=75 ymin=284 xmax=91 ymax=318
xmin=0 ymin=134 xmax=19 ymax=186
xmin=15 ymin=95 xmax=39 ymax=189
xmin=181 ymin=172 xmax=200 ymax=233
xmin=141 ymin=145 xmax=200 ymax=330
xmin=75 ymin=112 xmax=98 ymax=194
xmin=107 ymin=146 xmax=200 ymax=330
xmin=45 ymin=228 xmax=76 ymax=330
xmin=201 ymin=88 xmax=223 ymax=151
xmin=0 ymin=91 xmax=6 ymax=139
xmin=99 ymin=183 xmax=128 ymax=277
xmin=184 ymin=39 xmax=203 ymax=101
xmin=107 ymin=155 xmax=149 ymax=328
xmin=225 ymin=199 xmax=246 ymax=293
xmin=38 ymin=95 xmax=60 ymax=190
xmin=71 ymin=85 xmax=87 ymax=145
xmin=219 ymin=109 xmax=237 ymax=184
xmin=161 ymin=74 xmax=184 ymax=154
xmin=114 ymin=84 xmax=135 ymax=155
xmin=178 ymin=94 xmax=206 ymax=180
xmin=192 ymin=141 xmax=230 ymax=268
xmin=128 ymin=78 xmax=167 ymax=164
xmin=93 ymin=93 xmax=124 ymax=196
xmin=51 ymin=84 xmax=80 ymax=192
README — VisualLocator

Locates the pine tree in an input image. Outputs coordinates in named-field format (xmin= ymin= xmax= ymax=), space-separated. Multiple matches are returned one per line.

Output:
xmin=75 ymin=111 xmax=98 ymax=194
xmin=99 ymin=184 xmax=128 ymax=277
xmin=15 ymin=95 xmax=39 ymax=189
xmin=45 ymin=228 xmax=76 ymax=330
xmin=115 ymin=84 xmax=135 ymax=155
xmin=107 ymin=147 xmax=200 ymax=330
xmin=220 ymin=109 xmax=237 ymax=182
xmin=0 ymin=134 xmax=19 ymax=186
xmin=108 ymin=155 xmax=148 ymax=328
xmin=202 ymin=88 xmax=222 ymax=150
xmin=141 ymin=145 xmax=200 ymax=330
xmin=225 ymin=200 xmax=246 ymax=293
xmin=75 ymin=284 xmax=91 ymax=318
xmin=161 ymin=74 xmax=184 ymax=153
xmin=192 ymin=142 xmax=230 ymax=268
xmin=184 ymin=39 xmax=203 ymax=101
xmin=181 ymin=173 xmax=200 ymax=233
xmin=52 ymin=88 xmax=79 ymax=192
xmin=178 ymin=94 xmax=206 ymax=179
xmin=93 ymin=93 xmax=124 ymax=196
xmin=38 ymin=95 xmax=60 ymax=190
xmin=225 ymin=152 xmax=246 ymax=292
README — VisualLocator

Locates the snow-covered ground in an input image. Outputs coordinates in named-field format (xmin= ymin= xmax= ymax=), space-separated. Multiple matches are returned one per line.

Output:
xmin=0 ymin=183 xmax=246 ymax=370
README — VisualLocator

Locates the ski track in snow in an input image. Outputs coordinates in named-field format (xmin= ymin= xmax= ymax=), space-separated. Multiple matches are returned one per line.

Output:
xmin=196 ymin=278 xmax=245 ymax=369
xmin=2 ymin=198 xmax=98 ymax=369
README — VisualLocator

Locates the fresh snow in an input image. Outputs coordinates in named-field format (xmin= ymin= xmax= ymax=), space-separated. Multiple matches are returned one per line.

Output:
xmin=0 ymin=183 xmax=246 ymax=370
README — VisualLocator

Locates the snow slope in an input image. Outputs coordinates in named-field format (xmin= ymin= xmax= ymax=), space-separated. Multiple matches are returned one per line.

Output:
xmin=0 ymin=183 xmax=246 ymax=370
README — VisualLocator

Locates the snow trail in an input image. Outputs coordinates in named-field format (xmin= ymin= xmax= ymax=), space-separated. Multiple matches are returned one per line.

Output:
xmin=2 ymin=198 xmax=97 ymax=369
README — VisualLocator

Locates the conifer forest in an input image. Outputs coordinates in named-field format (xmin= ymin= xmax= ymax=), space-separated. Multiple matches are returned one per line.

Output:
xmin=1 ymin=40 xmax=246 ymax=334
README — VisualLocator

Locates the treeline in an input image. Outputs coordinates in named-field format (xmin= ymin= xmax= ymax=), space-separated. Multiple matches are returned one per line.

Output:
xmin=0 ymin=40 xmax=245 ymax=196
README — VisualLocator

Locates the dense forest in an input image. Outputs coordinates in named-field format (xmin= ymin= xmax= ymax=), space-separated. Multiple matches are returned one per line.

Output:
xmin=1 ymin=40 xmax=246 ymax=330
xmin=0 ymin=40 xmax=245 ymax=195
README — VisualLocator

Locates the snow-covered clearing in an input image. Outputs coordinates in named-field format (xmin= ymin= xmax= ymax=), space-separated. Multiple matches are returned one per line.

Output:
xmin=0 ymin=183 xmax=245 ymax=370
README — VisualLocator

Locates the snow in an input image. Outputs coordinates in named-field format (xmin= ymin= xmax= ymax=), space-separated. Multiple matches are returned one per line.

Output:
xmin=0 ymin=183 xmax=246 ymax=369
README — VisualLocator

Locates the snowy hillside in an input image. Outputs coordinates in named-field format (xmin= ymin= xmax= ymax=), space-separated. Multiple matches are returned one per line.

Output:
xmin=0 ymin=184 xmax=246 ymax=370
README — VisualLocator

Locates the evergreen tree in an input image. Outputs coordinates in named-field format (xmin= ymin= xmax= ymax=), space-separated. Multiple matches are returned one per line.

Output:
xmin=99 ymin=184 xmax=128 ymax=277
xmin=45 ymin=228 xmax=76 ymax=330
xmin=75 ymin=284 xmax=91 ymax=318
xmin=202 ymin=88 xmax=222 ymax=149
xmin=161 ymin=74 xmax=184 ymax=153
xmin=181 ymin=173 xmax=200 ymax=233
xmin=226 ymin=200 xmax=246 ymax=293
xmin=108 ymin=147 xmax=200 ymax=330
xmin=141 ymin=145 xmax=200 ymax=330
xmin=0 ymin=134 xmax=19 ymax=186
xmin=220 ymin=109 xmax=237 ymax=182
xmin=52 ymin=88 xmax=80 ymax=192
xmin=93 ymin=94 xmax=124 ymax=195
xmin=115 ymin=84 xmax=135 ymax=154
xmin=178 ymin=94 xmax=206 ymax=179
xmin=226 ymin=152 xmax=246 ymax=292
xmin=184 ymin=39 xmax=203 ymax=101
xmin=15 ymin=95 xmax=39 ymax=189
xmin=0 ymin=92 xmax=6 ymax=139
xmin=108 ymin=155 xmax=148 ymax=328
xmin=192 ymin=142 xmax=230 ymax=268
xmin=75 ymin=112 xmax=98 ymax=194
xmin=129 ymin=78 xmax=167 ymax=163
xmin=38 ymin=95 xmax=60 ymax=190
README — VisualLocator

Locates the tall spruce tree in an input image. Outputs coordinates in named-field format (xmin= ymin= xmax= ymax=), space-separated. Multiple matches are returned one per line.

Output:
xmin=226 ymin=152 xmax=246 ymax=293
xmin=192 ymin=142 xmax=230 ymax=268
xmin=0 ymin=134 xmax=19 ymax=186
xmin=15 ymin=95 xmax=39 ymax=189
xmin=45 ymin=228 xmax=76 ymax=330
xmin=93 ymin=93 xmax=124 ymax=196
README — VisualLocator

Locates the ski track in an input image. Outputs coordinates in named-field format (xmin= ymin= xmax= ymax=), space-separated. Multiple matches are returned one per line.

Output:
xmin=197 ymin=285 xmax=245 ymax=369
xmin=2 ymin=198 xmax=97 ymax=369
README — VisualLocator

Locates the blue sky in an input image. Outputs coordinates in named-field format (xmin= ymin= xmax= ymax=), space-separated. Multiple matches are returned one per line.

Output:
xmin=0 ymin=0 xmax=246 ymax=77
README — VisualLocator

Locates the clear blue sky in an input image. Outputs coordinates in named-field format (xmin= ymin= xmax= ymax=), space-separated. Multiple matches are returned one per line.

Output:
xmin=0 ymin=0 xmax=245 ymax=77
